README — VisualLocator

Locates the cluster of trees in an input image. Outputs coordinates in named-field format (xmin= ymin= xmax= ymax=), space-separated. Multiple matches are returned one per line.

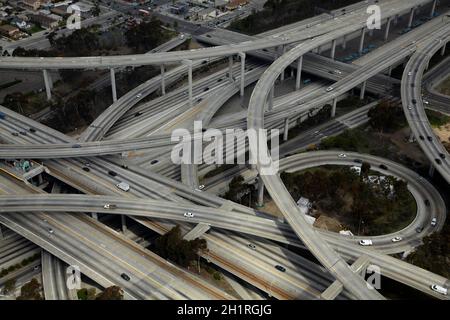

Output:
xmin=2 ymin=92 xmax=56 ymax=116
xmin=50 ymin=28 xmax=101 ymax=56
xmin=155 ymin=225 xmax=207 ymax=268
xmin=42 ymin=89 xmax=98 ymax=133
xmin=281 ymin=166 xmax=415 ymax=235
xmin=16 ymin=278 xmax=42 ymax=300
xmin=407 ymin=222 xmax=450 ymax=279
xmin=368 ymin=100 xmax=406 ymax=133
xmin=125 ymin=18 xmax=169 ymax=53
xmin=0 ymin=253 xmax=40 ymax=278
xmin=229 ymin=0 xmax=361 ymax=34
xmin=223 ymin=176 xmax=257 ymax=207
xmin=95 ymin=286 xmax=123 ymax=300
xmin=320 ymin=128 xmax=369 ymax=151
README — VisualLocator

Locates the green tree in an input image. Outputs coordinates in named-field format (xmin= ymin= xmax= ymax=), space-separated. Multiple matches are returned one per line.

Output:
xmin=95 ymin=286 xmax=123 ymax=300
xmin=16 ymin=278 xmax=42 ymax=300
xmin=2 ymin=279 xmax=16 ymax=295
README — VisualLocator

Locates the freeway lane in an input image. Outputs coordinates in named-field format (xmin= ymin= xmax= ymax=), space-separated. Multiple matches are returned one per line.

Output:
xmin=401 ymin=21 xmax=450 ymax=183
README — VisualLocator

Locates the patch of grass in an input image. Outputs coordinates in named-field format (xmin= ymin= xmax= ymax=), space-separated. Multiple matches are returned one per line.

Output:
xmin=425 ymin=109 xmax=450 ymax=128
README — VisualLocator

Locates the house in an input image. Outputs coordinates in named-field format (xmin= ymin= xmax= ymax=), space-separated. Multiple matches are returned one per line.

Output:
xmin=28 ymin=13 xmax=59 ymax=28
xmin=0 ymin=24 xmax=20 ymax=37
xmin=11 ymin=17 xmax=31 ymax=29
xmin=198 ymin=7 xmax=216 ymax=20
xmin=226 ymin=0 xmax=247 ymax=11
xmin=50 ymin=5 xmax=70 ymax=18
xmin=22 ymin=0 xmax=41 ymax=11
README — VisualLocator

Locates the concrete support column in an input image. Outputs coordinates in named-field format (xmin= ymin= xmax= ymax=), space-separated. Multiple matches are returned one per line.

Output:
xmin=280 ymin=46 xmax=286 ymax=81
xmin=393 ymin=14 xmax=398 ymax=26
xmin=429 ymin=164 xmax=435 ymax=177
xmin=330 ymin=39 xmax=337 ymax=60
xmin=42 ymin=69 xmax=52 ymax=101
xmin=121 ymin=215 xmax=127 ymax=233
xmin=228 ymin=55 xmax=233 ymax=82
xmin=318 ymin=45 xmax=323 ymax=54
xmin=268 ymin=86 xmax=274 ymax=111
xmin=430 ymin=0 xmax=437 ymax=18
xmin=360 ymin=81 xmax=367 ymax=100
xmin=384 ymin=17 xmax=392 ymax=41
xmin=91 ymin=213 xmax=98 ymax=220
xmin=409 ymin=131 xmax=415 ymax=142
xmin=160 ymin=64 xmax=166 ymax=96
xmin=239 ymin=52 xmax=246 ymax=97
xmin=441 ymin=44 xmax=446 ymax=56
xmin=0 ymin=224 xmax=3 ymax=240
xmin=331 ymin=98 xmax=337 ymax=118
xmin=387 ymin=66 xmax=393 ymax=77
xmin=283 ymin=118 xmax=289 ymax=141
xmin=358 ymin=28 xmax=365 ymax=55
xmin=257 ymin=176 xmax=264 ymax=207
xmin=183 ymin=59 xmax=193 ymax=107
xmin=295 ymin=56 xmax=303 ymax=90
xmin=110 ymin=68 xmax=117 ymax=102
xmin=408 ymin=8 xmax=415 ymax=29
xmin=342 ymin=35 xmax=347 ymax=49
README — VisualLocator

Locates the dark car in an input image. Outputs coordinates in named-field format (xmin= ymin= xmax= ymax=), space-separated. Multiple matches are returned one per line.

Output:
xmin=121 ymin=164 xmax=128 ymax=169
xmin=419 ymin=135 xmax=424 ymax=140
xmin=379 ymin=164 xmax=388 ymax=170
xmin=275 ymin=265 xmax=286 ymax=272
xmin=72 ymin=144 xmax=81 ymax=148
xmin=435 ymin=158 xmax=442 ymax=165
xmin=134 ymin=112 xmax=143 ymax=117
xmin=412 ymin=99 xmax=417 ymax=104
xmin=203 ymin=87 xmax=209 ymax=92
xmin=439 ymin=153 xmax=445 ymax=159
xmin=427 ymin=136 xmax=433 ymax=142
xmin=82 ymin=167 xmax=90 ymax=172
xmin=416 ymin=227 xmax=424 ymax=233
xmin=11 ymin=132 xmax=19 ymax=136
xmin=19 ymin=131 xmax=27 ymax=136
xmin=354 ymin=159 xmax=363 ymax=164
xmin=108 ymin=170 xmax=117 ymax=177
xmin=150 ymin=160 xmax=159 ymax=165
xmin=29 ymin=128 xmax=36 ymax=133
xmin=217 ymin=78 xmax=223 ymax=82
xmin=424 ymin=199 xmax=430 ymax=207
xmin=121 ymin=273 xmax=130 ymax=281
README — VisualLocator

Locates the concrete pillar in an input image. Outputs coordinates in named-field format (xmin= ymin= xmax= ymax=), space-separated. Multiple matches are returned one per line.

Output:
xmin=42 ymin=69 xmax=52 ymax=101
xmin=369 ymin=29 xmax=374 ymax=37
xmin=409 ymin=131 xmax=415 ymax=142
xmin=257 ymin=176 xmax=264 ymax=207
xmin=441 ymin=44 xmax=446 ymax=56
xmin=429 ymin=164 xmax=435 ymax=177
xmin=0 ymin=225 xmax=4 ymax=240
xmin=183 ymin=59 xmax=193 ymax=107
xmin=342 ymin=35 xmax=347 ymax=49
xmin=430 ymin=0 xmax=437 ymax=18
xmin=239 ymin=52 xmax=245 ymax=97
xmin=331 ymin=98 xmax=337 ymax=118
xmin=268 ymin=86 xmax=274 ymax=111
xmin=330 ymin=39 xmax=337 ymax=60
xmin=280 ymin=46 xmax=286 ymax=81
xmin=228 ymin=55 xmax=233 ymax=82
xmin=408 ymin=8 xmax=415 ymax=29
xmin=360 ymin=81 xmax=367 ymax=100
xmin=318 ymin=45 xmax=323 ymax=54
xmin=91 ymin=213 xmax=98 ymax=220
xmin=283 ymin=118 xmax=289 ymax=141
xmin=384 ymin=17 xmax=392 ymax=41
xmin=393 ymin=14 xmax=398 ymax=26
xmin=121 ymin=215 xmax=127 ymax=233
xmin=160 ymin=64 xmax=166 ymax=96
xmin=110 ymin=68 xmax=117 ymax=102
xmin=387 ymin=66 xmax=393 ymax=77
xmin=295 ymin=56 xmax=303 ymax=91
xmin=358 ymin=28 xmax=365 ymax=55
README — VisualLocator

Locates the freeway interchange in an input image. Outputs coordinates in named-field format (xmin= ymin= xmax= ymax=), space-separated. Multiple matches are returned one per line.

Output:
xmin=0 ymin=0 xmax=449 ymax=300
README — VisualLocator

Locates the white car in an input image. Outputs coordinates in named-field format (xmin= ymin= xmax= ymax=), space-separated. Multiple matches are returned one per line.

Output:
xmin=431 ymin=218 xmax=437 ymax=227
xmin=184 ymin=212 xmax=195 ymax=218
xmin=325 ymin=86 xmax=334 ymax=92
xmin=408 ymin=106 xmax=413 ymax=110
xmin=338 ymin=153 xmax=347 ymax=158
xmin=423 ymin=100 xmax=429 ymax=105
xmin=116 ymin=182 xmax=130 ymax=192
xmin=334 ymin=70 xmax=342 ymax=75
xmin=408 ymin=72 xmax=413 ymax=76
xmin=48 ymin=228 xmax=54 ymax=234
xmin=198 ymin=184 xmax=205 ymax=190
xmin=431 ymin=284 xmax=448 ymax=295
xmin=104 ymin=204 xmax=117 ymax=209
xmin=391 ymin=236 xmax=402 ymax=243
xmin=136 ymin=93 xmax=142 ymax=98
xmin=359 ymin=239 xmax=373 ymax=246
